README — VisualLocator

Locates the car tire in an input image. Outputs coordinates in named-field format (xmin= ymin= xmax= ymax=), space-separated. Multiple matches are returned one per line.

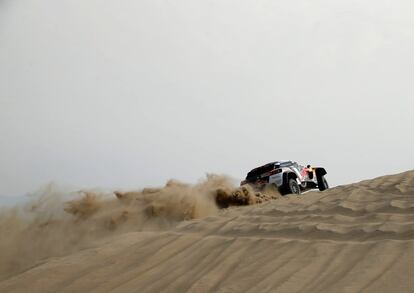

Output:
xmin=317 ymin=175 xmax=329 ymax=191
xmin=287 ymin=179 xmax=301 ymax=195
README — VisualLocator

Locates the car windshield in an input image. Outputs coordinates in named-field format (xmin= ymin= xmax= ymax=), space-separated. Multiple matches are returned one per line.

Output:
xmin=246 ymin=163 xmax=275 ymax=181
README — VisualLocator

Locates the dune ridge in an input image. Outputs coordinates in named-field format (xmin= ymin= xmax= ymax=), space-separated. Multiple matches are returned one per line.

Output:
xmin=1 ymin=171 xmax=414 ymax=292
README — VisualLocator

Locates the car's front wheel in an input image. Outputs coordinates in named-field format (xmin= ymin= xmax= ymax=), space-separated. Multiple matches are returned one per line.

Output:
xmin=287 ymin=179 xmax=301 ymax=195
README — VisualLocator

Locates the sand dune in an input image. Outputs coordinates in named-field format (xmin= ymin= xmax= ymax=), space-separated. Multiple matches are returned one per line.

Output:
xmin=1 ymin=171 xmax=414 ymax=292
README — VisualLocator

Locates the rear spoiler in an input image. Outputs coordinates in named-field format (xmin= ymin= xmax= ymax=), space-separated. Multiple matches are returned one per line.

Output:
xmin=314 ymin=167 xmax=327 ymax=177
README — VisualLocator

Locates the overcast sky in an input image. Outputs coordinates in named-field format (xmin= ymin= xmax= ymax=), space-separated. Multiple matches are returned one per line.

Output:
xmin=1 ymin=0 xmax=413 ymax=196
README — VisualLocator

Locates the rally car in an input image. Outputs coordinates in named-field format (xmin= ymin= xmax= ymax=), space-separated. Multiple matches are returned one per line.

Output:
xmin=240 ymin=161 xmax=329 ymax=195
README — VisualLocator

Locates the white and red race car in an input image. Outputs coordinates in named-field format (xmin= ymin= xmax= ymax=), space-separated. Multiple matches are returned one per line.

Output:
xmin=241 ymin=161 xmax=329 ymax=195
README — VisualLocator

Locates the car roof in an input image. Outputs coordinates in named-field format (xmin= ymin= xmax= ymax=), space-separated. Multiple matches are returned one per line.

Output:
xmin=267 ymin=160 xmax=293 ymax=166
xmin=249 ymin=160 xmax=293 ymax=172
xmin=273 ymin=160 xmax=291 ymax=165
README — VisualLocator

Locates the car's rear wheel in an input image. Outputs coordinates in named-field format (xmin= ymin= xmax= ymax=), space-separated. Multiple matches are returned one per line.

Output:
xmin=287 ymin=179 xmax=301 ymax=195
xmin=317 ymin=175 xmax=329 ymax=191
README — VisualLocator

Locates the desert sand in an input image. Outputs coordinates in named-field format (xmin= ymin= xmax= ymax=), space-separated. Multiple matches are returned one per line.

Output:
xmin=1 ymin=171 xmax=414 ymax=292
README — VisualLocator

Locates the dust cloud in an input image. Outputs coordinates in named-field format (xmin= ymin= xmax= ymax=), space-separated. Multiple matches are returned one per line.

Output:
xmin=0 ymin=175 xmax=279 ymax=280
